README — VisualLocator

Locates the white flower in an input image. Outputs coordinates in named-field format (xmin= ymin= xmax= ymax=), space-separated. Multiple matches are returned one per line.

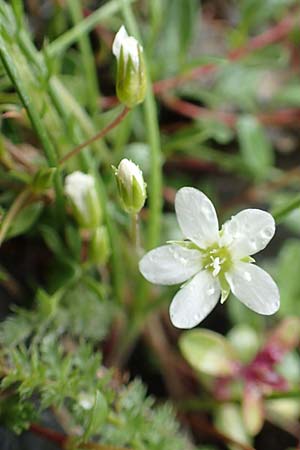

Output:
xmin=112 ymin=25 xmax=141 ymax=69
xmin=65 ymin=171 xmax=101 ymax=229
xmin=139 ymin=187 xmax=280 ymax=329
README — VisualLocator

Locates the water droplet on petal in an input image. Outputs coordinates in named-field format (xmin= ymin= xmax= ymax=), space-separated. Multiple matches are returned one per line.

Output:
xmin=194 ymin=313 xmax=200 ymax=322
xmin=260 ymin=227 xmax=273 ymax=240
xmin=243 ymin=271 xmax=252 ymax=282
xmin=249 ymin=238 xmax=257 ymax=250
xmin=207 ymin=287 xmax=215 ymax=296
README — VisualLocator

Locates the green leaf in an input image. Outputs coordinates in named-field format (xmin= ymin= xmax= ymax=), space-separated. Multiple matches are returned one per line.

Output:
xmin=6 ymin=202 xmax=43 ymax=239
xmin=156 ymin=0 xmax=198 ymax=75
xmin=82 ymin=390 xmax=108 ymax=441
xmin=215 ymin=403 xmax=251 ymax=449
xmin=275 ymin=239 xmax=300 ymax=316
xmin=39 ymin=224 xmax=66 ymax=257
xmin=237 ymin=115 xmax=274 ymax=180
xmin=179 ymin=329 xmax=237 ymax=376
xmin=227 ymin=324 xmax=261 ymax=364
xmin=242 ymin=385 xmax=264 ymax=435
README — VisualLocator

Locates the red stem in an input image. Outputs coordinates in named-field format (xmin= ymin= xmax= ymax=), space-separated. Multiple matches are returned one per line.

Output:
xmin=162 ymin=95 xmax=300 ymax=128
xmin=154 ymin=13 xmax=298 ymax=94
xmin=59 ymin=107 xmax=130 ymax=166
xmin=29 ymin=423 xmax=66 ymax=447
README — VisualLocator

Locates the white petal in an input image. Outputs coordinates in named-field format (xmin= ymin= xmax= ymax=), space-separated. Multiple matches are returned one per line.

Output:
xmin=169 ymin=271 xmax=220 ymax=329
xmin=139 ymin=245 xmax=202 ymax=285
xmin=175 ymin=187 xmax=219 ymax=248
xmin=221 ymin=209 xmax=275 ymax=258
xmin=112 ymin=25 xmax=128 ymax=58
xmin=225 ymin=262 xmax=280 ymax=315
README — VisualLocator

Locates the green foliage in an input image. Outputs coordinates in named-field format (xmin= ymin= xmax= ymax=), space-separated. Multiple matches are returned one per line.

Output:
xmin=0 ymin=0 xmax=300 ymax=448
xmin=0 ymin=327 xmax=193 ymax=448
xmin=180 ymin=329 xmax=238 ymax=376
xmin=6 ymin=202 xmax=43 ymax=239
xmin=275 ymin=239 xmax=300 ymax=316
xmin=0 ymin=396 xmax=37 ymax=434
xmin=237 ymin=115 xmax=274 ymax=180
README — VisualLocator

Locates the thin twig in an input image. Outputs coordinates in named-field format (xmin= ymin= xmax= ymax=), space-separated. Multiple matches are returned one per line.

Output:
xmin=59 ymin=107 xmax=130 ymax=166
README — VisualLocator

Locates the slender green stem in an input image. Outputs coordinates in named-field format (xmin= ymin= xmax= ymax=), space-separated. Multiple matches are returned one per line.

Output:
xmin=272 ymin=195 xmax=300 ymax=222
xmin=47 ymin=0 xmax=136 ymax=58
xmin=59 ymin=107 xmax=130 ymax=167
xmin=67 ymin=0 xmax=99 ymax=116
xmin=0 ymin=189 xmax=31 ymax=247
xmin=131 ymin=213 xmax=141 ymax=256
xmin=121 ymin=0 xmax=163 ymax=250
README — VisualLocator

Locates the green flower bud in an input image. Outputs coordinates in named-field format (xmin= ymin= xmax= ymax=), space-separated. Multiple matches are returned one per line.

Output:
xmin=112 ymin=26 xmax=146 ymax=108
xmin=89 ymin=226 xmax=110 ymax=265
xmin=114 ymin=158 xmax=146 ymax=214
xmin=64 ymin=171 xmax=101 ymax=229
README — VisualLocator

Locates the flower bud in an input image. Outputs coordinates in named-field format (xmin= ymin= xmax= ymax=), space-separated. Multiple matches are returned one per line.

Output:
xmin=114 ymin=158 xmax=146 ymax=214
xmin=112 ymin=26 xmax=146 ymax=108
xmin=89 ymin=226 xmax=110 ymax=265
xmin=64 ymin=171 xmax=101 ymax=229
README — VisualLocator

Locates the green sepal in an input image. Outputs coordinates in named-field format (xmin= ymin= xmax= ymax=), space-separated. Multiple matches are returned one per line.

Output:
xmin=219 ymin=273 xmax=231 ymax=304
xmin=241 ymin=255 xmax=255 ymax=263
xmin=131 ymin=174 xmax=146 ymax=211
xmin=116 ymin=44 xmax=146 ymax=108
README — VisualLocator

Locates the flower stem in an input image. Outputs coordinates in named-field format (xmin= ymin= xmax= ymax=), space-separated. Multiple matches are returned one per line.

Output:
xmin=121 ymin=0 xmax=163 ymax=250
xmin=131 ymin=213 xmax=141 ymax=256
xmin=59 ymin=107 xmax=130 ymax=166
xmin=0 ymin=189 xmax=31 ymax=247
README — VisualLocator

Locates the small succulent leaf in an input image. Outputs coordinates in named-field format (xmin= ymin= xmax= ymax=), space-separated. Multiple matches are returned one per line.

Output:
xmin=179 ymin=329 xmax=238 ymax=376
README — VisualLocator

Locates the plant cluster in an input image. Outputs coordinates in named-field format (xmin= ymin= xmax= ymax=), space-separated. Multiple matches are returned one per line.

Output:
xmin=0 ymin=1 xmax=300 ymax=450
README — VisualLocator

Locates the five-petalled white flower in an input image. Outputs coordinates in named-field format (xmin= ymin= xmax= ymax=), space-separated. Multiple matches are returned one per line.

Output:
xmin=139 ymin=187 xmax=280 ymax=329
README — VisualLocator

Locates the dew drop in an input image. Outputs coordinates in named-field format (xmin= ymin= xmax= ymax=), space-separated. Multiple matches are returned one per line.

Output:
xmin=249 ymin=238 xmax=257 ymax=250
xmin=260 ymin=227 xmax=273 ymax=240
xmin=194 ymin=313 xmax=200 ymax=322
xmin=207 ymin=287 xmax=215 ymax=296
xmin=243 ymin=271 xmax=252 ymax=282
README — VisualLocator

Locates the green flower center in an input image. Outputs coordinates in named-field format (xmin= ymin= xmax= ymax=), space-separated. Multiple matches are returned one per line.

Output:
xmin=201 ymin=243 xmax=232 ymax=277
